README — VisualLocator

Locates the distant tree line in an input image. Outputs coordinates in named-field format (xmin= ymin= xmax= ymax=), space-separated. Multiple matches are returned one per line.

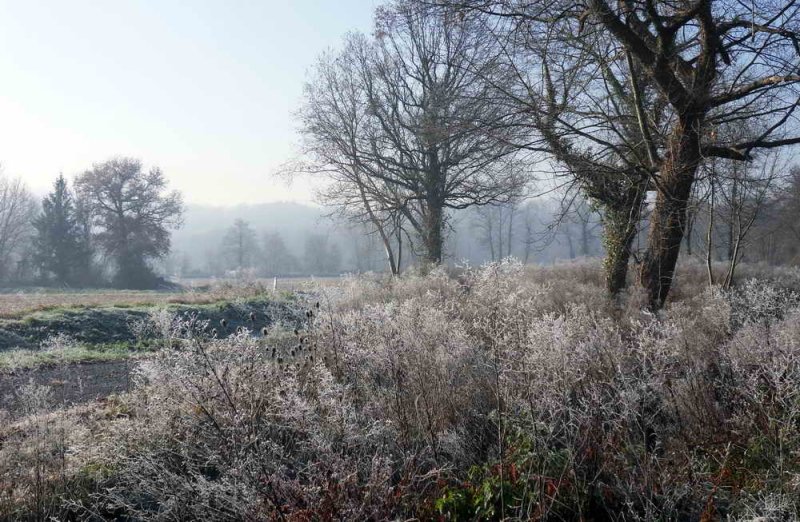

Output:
xmin=0 ymin=157 xmax=183 ymax=289
xmin=196 ymin=219 xmax=343 ymax=278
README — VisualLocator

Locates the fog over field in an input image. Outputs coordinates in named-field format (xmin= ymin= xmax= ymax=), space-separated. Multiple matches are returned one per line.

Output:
xmin=166 ymin=200 xmax=605 ymax=279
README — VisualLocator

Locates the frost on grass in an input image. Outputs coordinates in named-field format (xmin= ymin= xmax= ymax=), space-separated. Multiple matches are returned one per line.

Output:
xmin=3 ymin=260 xmax=800 ymax=520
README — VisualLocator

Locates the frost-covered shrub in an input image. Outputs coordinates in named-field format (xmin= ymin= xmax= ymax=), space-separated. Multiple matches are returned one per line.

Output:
xmin=14 ymin=260 xmax=797 ymax=521
xmin=83 ymin=324 xmax=426 ymax=519
xmin=38 ymin=333 xmax=77 ymax=353
xmin=728 ymin=278 xmax=800 ymax=328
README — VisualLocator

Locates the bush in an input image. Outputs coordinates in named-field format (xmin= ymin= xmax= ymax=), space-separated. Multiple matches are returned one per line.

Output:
xmin=5 ymin=260 xmax=800 ymax=520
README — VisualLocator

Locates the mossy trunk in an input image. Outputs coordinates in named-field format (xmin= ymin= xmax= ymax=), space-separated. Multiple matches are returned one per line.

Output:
xmin=602 ymin=186 xmax=646 ymax=296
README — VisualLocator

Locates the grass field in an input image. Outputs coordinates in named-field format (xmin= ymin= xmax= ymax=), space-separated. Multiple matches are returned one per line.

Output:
xmin=0 ymin=282 xmax=308 ymax=421
xmin=0 ymin=276 xmax=344 ymax=318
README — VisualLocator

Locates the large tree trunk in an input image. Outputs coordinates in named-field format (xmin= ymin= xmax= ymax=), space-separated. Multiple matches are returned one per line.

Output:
xmin=422 ymin=199 xmax=444 ymax=265
xmin=422 ymin=155 xmax=445 ymax=265
xmin=639 ymin=113 xmax=704 ymax=309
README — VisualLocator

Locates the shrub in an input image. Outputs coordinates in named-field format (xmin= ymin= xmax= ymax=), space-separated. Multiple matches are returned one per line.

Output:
xmin=6 ymin=260 xmax=800 ymax=520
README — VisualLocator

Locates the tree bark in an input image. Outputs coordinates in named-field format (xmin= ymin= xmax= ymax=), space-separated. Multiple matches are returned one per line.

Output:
xmin=422 ymin=199 xmax=444 ymax=265
xmin=603 ymin=186 xmax=646 ymax=296
xmin=639 ymin=113 xmax=704 ymax=309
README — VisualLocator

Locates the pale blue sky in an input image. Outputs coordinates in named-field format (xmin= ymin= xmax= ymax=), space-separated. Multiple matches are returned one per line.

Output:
xmin=0 ymin=1 xmax=377 ymax=205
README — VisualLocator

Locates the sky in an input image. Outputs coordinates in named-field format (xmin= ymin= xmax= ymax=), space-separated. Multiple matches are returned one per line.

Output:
xmin=0 ymin=0 xmax=378 ymax=206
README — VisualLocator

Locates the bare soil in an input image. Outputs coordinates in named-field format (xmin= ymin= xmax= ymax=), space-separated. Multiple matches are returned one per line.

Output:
xmin=0 ymin=360 xmax=133 ymax=418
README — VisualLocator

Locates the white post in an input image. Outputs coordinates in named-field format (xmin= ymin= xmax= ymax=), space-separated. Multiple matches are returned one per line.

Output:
xmin=273 ymin=276 xmax=278 ymax=292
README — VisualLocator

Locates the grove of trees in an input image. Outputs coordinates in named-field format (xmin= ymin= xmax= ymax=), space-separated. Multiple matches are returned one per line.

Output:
xmin=298 ymin=0 xmax=800 ymax=309
xmin=3 ymin=0 xmax=800 ymax=301
xmin=0 ymin=158 xmax=184 ymax=289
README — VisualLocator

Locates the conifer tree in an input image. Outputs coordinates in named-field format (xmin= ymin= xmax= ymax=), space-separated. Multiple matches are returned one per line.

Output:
xmin=32 ymin=174 xmax=91 ymax=285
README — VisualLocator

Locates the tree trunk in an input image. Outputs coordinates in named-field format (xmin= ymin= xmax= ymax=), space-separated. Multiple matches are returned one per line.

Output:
xmin=497 ymin=211 xmax=503 ymax=261
xmin=602 ymin=186 xmax=646 ymax=296
xmin=580 ymin=218 xmax=590 ymax=257
xmin=639 ymin=113 xmax=703 ymax=310
xmin=356 ymin=177 xmax=398 ymax=275
xmin=566 ymin=232 xmax=575 ymax=259
xmin=706 ymin=184 xmax=715 ymax=287
xmin=422 ymin=198 xmax=444 ymax=265
xmin=685 ymin=207 xmax=694 ymax=256
xmin=727 ymin=179 xmax=738 ymax=261
xmin=396 ymin=224 xmax=403 ymax=274
xmin=507 ymin=206 xmax=514 ymax=258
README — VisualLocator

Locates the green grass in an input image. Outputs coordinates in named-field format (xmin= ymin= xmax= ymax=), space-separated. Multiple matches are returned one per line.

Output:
xmin=0 ymin=342 xmax=149 ymax=371
xmin=0 ymin=290 xmax=306 ymax=370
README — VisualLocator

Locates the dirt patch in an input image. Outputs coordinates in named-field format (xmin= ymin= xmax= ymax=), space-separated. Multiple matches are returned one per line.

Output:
xmin=0 ymin=360 xmax=134 ymax=418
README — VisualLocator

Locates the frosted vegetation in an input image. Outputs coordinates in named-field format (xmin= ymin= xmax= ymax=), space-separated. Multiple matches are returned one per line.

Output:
xmin=2 ymin=260 xmax=800 ymax=520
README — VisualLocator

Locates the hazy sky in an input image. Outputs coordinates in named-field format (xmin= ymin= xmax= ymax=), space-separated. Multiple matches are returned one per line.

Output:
xmin=0 ymin=1 xmax=377 ymax=205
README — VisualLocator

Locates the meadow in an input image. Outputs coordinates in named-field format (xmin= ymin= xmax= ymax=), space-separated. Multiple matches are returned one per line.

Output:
xmin=1 ymin=260 xmax=800 ymax=520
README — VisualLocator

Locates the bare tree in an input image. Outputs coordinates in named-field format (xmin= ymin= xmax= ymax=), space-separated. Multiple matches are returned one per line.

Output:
xmin=583 ymin=0 xmax=800 ymax=308
xmin=762 ymin=166 xmax=800 ymax=263
xmin=75 ymin=157 xmax=184 ymax=289
xmin=714 ymin=155 xmax=782 ymax=287
xmin=221 ymin=219 xmax=260 ymax=272
xmin=0 ymin=172 xmax=36 ymax=283
xmin=559 ymin=196 xmax=601 ymax=259
xmin=520 ymin=202 xmax=540 ymax=263
xmin=436 ymin=0 xmax=800 ymax=308
xmin=298 ymin=2 xmax=527 ymax=267
xmin=260 ymin=231 xmax=297 ymax=276
xmin=303 ymin=233 xmax=341 ymax=275
xmin=472 ymin=199 xmax=518 ymax=260
xmin=297 ymin=37 xmax=407 ymax=275
xmin=421 ymin=2 xmax=656 ymax=295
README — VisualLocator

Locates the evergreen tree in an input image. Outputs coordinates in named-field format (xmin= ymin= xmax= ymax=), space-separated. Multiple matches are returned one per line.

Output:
xmin=32 ymin=175 xmax=91 ymax=285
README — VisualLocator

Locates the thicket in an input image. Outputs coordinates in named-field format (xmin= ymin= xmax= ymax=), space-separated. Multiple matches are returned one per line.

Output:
xmin=2 ymin=261 xmax=800 ymax=520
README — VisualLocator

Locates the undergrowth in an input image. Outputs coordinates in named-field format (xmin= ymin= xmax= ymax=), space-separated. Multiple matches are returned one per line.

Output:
xmin=2 ymin=260 xmax=800 ymax=520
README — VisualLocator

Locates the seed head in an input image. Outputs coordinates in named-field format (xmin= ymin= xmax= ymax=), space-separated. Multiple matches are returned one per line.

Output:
xmin=249 ymin=312 xmax=256 ymax=322
xmin=261 ymin=327 xmax=268 ymax=336
xmin=220 ymin=318 xmax=228 ymax=328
